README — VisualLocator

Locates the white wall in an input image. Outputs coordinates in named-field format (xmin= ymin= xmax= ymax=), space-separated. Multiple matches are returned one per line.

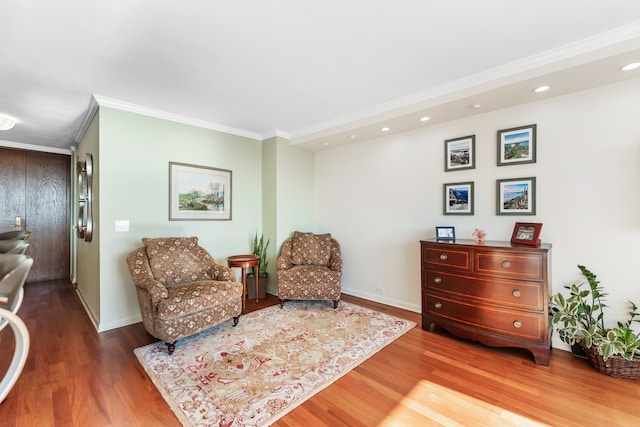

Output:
xmin=315 ymin=77 xmax=640 ymax=350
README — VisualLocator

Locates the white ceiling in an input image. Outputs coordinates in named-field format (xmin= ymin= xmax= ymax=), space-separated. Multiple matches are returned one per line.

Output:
xmin=1 ymin=1 xmax=640 ymax=154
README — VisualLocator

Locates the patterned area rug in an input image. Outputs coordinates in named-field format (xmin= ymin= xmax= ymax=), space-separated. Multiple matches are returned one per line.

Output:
xmin=134 ymin=301 xmax=415 ymax=426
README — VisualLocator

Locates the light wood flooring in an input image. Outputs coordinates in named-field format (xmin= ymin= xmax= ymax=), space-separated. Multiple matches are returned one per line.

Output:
xmin=1 ymin=279 xmax=639 ymax=426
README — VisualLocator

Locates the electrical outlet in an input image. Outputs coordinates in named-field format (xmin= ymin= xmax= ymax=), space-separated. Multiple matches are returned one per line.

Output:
xmin=376 ymin=286 xmax=384 ymax=295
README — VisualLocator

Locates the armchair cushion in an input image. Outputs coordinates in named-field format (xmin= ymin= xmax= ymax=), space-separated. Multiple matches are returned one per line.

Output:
xmin=142 ymin=237 xmax=212 ymax=287
xmin=157 ymin=280 xmax=242 ymax=320
xmin=291 ymin=231 xmax=332 ymax=266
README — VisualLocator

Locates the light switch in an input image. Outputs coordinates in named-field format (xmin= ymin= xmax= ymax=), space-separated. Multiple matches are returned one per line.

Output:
xmin=115 ymin=220 xmax=129 ymax=232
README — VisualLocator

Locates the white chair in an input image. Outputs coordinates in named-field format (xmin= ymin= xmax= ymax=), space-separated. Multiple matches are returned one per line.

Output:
xmin=0 ymin=253 xmax=33 ymax=403
xmin=0 ymin=240 xmax=29 ymax=255
xmin=0 ymin=308 xmax=29 ymax=403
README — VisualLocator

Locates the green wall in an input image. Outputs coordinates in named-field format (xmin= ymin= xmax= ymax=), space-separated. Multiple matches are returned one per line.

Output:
xmin=78 ymin=106 xmax=267 ymax=331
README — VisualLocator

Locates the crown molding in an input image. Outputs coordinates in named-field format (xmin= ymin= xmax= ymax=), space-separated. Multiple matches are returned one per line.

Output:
xmin=92 ymin=95 xmax=263 ymax=141
xmin=260 ymin=129 xmax=290 ymax=140
xmin=73 ymin=95 xmax=100 ymax=144
xmin=0 ymin=139 xmax=72 ymax=155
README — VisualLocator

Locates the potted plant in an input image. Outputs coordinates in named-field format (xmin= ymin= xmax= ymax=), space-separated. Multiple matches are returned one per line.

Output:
xmin=247 ymin=232 xmax=270 ymax=299
xmin=551 ymin=264 xmax=640 ymax=378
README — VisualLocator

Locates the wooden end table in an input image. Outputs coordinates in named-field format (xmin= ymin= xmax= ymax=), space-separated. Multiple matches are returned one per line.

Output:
xmin=227 ymin=254 xmax=260 ymax=309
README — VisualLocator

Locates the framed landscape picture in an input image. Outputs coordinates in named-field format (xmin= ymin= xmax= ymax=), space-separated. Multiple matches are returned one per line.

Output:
xmin=445 ymin=135 xmax=475 ymax=172
xmin=496 ymin=177 xmax=536 ymax=215
xmin=497 ymin=124 xmax=536 ymax=166
xmin=443 ymin=181 xmax=474 ymax=215
xmin=169 ymin=162 xmax=232 ymax=220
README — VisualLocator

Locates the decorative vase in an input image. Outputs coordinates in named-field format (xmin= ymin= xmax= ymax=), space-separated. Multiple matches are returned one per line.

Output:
xmin=246 ymin=273 xmax=268 ymax=299
xmin=472 ymin=228 xmax=486 ymax=243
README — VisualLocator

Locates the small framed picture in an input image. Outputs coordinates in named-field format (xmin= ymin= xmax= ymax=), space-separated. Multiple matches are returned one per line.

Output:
xmin=445 ymin=135 xmax=475 ymax=172
xmin=497 ymin=124 xmax=536 ymax=166
xmin=444 ymin=181 xmax=474 ymax=215
xmin=511 ymin=222 xmax=543 ymax=246
xmin=496 ymin=177 xmax=535 ymax=215
xmin=436 ymin=226 xmax=456 ymax=241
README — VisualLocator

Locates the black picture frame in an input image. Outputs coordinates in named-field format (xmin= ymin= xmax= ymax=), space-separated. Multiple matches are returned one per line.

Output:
xmin=496 ymin=177 xmax=536 ymax=215
xmin=444 ymin=181 xmax=474 ymax=215
xmin=445 ymin=135 xmax=475 ymax=172
xmin=497 ymin=124 xmax=536 ymax=166
xmin=436 ymin=226 xmax=456 ymax=241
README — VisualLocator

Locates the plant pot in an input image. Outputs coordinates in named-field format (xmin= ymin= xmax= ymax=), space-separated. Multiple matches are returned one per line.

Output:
xmin=246 ymin=273 xmax=267 ymax=299
xmin=581 ymin=343 xmax=640 ymax=380
xmin=571 ymin=342 xmax=588 ymax=359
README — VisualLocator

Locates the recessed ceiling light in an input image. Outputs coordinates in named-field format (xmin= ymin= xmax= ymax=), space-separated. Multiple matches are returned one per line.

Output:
xmin=322 ymin=142 xmax=329 ymax=146
xmin=419 ymin=116 xmax=430 ymax=122
xmin=621 ymin=62 xmax=640 ymax=71
xmin=533 ymin=85 xmax=550 ymax=93
xmin=0 ymin=114 xmax=16 ymax=130
xmin=380 ymin=127 xmax=390 ymax=132
xmin=348 ymin=135 xmax=356 ymax=140
xmin=468 ymin=103 xmax=482 ymax=110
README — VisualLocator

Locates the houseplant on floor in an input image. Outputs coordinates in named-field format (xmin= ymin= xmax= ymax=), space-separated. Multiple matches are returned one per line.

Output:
xmin=247 ymin=232 xmax=270 ymax=299
xmin=551 ymin=264 xmax=640 ymax=379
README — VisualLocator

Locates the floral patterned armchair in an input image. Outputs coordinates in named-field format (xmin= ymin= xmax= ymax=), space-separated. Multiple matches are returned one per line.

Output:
xmin=277 ymin=231 xmax=342 ymax=308
xmin=126 ymin=237 xmax=243 ymax=354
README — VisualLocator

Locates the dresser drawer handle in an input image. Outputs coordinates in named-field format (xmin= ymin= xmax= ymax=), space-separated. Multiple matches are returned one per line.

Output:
xmin=513 ymin=320 xmax=522 ymax=328
xmin=512 ymin=289 xmax=521 ymax=297
xmin=439 ymin=254 xmax=448 ymax=261
xmin=434 ymin=302 xmax=443 ymax=310
xmin=434 ymin=276 xmax=442 ymax=284
xmin=502 ymin=260 xmax=511 ymax=268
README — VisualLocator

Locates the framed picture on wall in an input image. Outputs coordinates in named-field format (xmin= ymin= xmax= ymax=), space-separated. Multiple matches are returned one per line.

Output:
xmin=444 ymin=181 xmax=474 ymax=215
xmin=497 ymin=124 xmax=536 ymax=166
xmin=445 ymin=135 xmax=475 ymax=172
xmin=496 ymin=177 xmax=536 ymax=215
xmin=169 ymin=162 xmax=232 ymax=220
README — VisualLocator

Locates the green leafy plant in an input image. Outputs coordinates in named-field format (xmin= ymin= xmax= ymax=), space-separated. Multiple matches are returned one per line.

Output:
xmin=252 ymin=232 xmax=270 ymax=277
xmin=552 ymin=265 xmax=640 ymax=361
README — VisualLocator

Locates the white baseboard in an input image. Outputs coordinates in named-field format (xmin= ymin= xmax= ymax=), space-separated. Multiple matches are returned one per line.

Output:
xmin=340 ymin=286 xmax=421 ymax=314
xmin=75 ymin=287 xmax=142 ymax=332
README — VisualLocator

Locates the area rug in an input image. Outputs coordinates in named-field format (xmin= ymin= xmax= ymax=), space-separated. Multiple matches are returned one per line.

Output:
xmin=134 ymin=301 xmax=415 ymax=427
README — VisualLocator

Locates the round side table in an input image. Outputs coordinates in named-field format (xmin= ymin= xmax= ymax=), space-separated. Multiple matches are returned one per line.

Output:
xmin=227 ymin=254 xmax=260 ymax=309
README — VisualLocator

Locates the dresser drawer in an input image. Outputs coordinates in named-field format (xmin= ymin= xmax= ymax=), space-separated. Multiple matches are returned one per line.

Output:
xmin=474 ymin=250 xmax=544 ymax=280
xmin=422 ymin=246 xmax=471 ymax=271
xmin=424 ymin=292 xmax=546 ymax=341
xmin=424 ymin=270 xmax=543 ymax=310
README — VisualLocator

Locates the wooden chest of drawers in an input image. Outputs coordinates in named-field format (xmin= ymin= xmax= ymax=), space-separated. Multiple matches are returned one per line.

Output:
xmin=420 ymin=238 xmax=552 ymax=365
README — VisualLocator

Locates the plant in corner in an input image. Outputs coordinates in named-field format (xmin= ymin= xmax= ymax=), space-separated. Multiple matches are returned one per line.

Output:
xmin=551 ymin=264 xmax=640 ymax=378
xmin=252 ymin=232 xmax=270 ymax=278
xmin=246 ymin=232 xmax=270 ymax=300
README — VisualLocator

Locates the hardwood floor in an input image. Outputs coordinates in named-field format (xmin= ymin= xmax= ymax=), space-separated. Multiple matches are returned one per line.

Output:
xmin=1 ymin=279 xmax=639 ymax=426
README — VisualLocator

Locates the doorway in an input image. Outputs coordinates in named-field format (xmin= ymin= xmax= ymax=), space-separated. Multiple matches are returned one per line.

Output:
xmin=0 ymin=147 xmax=70 ymax=282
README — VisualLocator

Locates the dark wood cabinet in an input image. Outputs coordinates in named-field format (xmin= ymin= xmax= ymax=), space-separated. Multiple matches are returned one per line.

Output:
xmin=420 ymin=238 xmax=551 ymax=365
xmin=0 ymin=148 xmax=70 ymax=282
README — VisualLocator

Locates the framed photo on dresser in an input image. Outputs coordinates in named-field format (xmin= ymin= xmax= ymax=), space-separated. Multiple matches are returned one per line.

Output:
xmin=510 ymin=222 xmax=543 ymax=246
xmin=436 ymin=226 xmax=456 ymax=241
